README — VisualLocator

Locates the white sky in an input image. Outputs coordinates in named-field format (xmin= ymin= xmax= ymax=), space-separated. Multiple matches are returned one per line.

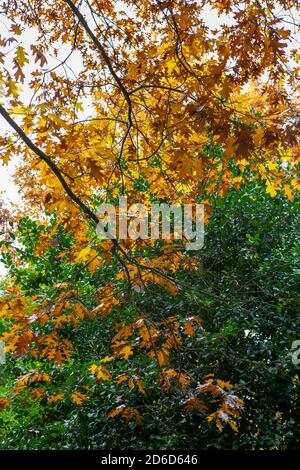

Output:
xmin=0 ymin=4 xmax=231 ymax=207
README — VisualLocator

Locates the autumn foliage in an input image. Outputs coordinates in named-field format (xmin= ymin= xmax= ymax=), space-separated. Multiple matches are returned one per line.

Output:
xmin=0 ymin=0 xmax=299 ymax=449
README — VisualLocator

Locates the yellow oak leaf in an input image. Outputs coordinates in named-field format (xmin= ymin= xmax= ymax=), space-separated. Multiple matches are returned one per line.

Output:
xmin=48 ymin=393 xmax=65 ymax=403
xmin=71 ymin=392 xmax=87 ymax=406
xmin=266 ymin=180 xmax=277 ymax=197
xmin=283 ymin=184 xmax=293 ymax=200
xmin=118 ymin=345 xmax=133 ymax=360
xmin=108 ymin=404 xmax=126 ymax=418
xmin=184 ymin=321 xmax=195 ymax=337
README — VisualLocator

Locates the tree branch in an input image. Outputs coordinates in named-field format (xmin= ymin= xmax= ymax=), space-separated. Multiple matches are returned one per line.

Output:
xmin=63 ymin=0 xmax=133 ymax=126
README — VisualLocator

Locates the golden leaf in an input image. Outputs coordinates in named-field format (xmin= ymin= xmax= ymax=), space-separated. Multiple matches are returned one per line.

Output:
xmin=108 ymin=404 xmax=126 ymax=418
xmin=71 ymin=392 xmax=87 ymax=406
xmin=48 ymin=393 xmax=65 ymax=403
xmin=118 ymin=345 xmax=133 ymax=360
